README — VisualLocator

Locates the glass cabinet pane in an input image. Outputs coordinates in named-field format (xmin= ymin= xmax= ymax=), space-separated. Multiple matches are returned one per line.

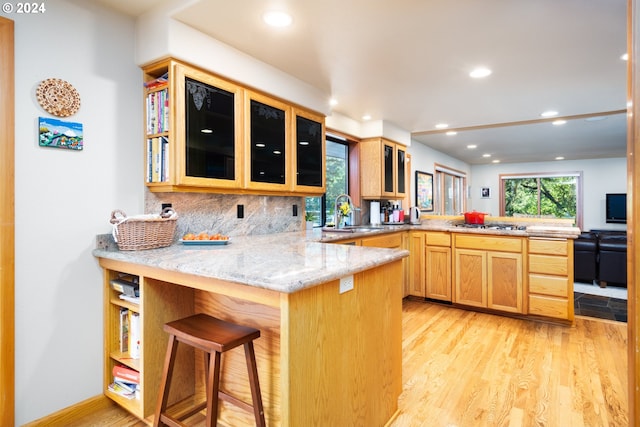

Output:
xmin=250 ymin=100 xmax=286 ymax=184
xmin=184 ymin=77 xmax=236 ymax=180
xmin=296 ymin=115 xmax=323 ymax=187
xmin=384 ymin=143 xmax=394 ymax=193
xmin=396 ymin=146 xmax=406 ymax=194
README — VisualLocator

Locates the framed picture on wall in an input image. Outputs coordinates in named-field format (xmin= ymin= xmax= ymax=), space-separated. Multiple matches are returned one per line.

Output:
xmin=481 ymin=187 xmax=491 ymax=198
xmin=415 ymin=171 xmax=434 ymax=212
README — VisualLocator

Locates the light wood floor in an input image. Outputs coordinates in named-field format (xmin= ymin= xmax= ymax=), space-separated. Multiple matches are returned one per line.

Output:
xmin=39 ymin=299 xmax=628 ymax=427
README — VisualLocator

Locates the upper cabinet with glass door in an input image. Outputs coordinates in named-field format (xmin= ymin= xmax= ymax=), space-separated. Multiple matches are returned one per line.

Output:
xmin=142 ymin=58 xmax=325 ymax=195
xmin=142 ymin=59 xmax=243 ymax=192
xmin=292 ymin=108 xmax=325 ymax=194
xmin=244 ymin=91 xmax=291 ymax=193
xmin=360 ymin=137 xmax=407 ymax=199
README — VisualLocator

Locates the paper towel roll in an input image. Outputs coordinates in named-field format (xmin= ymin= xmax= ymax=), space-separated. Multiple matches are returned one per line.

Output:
xmin=370 ymin=201 xmax=381 ymax=225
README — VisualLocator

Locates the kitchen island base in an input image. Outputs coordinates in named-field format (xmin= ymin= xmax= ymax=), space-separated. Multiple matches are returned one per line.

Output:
xmin=99 ymin=257 xmax=403 ymax=427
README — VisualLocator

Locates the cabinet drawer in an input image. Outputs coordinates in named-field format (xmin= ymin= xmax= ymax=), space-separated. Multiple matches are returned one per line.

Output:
xmin=426 ymin=232 xmax=451 ymax=247
xmin=529 ymin=274 xmax=569 ymax=297
xmin=454 ymin=234 xmax=522 ymax=252
xmin=362 ymin=233 xmax=402 ymax=248
xmin=529 ymin=294 xmax=569 ymax=319
xmin=529 ymin=254 xmax=568 ymax=276
xmin=529 ymin=238 xmax=568 ymax=256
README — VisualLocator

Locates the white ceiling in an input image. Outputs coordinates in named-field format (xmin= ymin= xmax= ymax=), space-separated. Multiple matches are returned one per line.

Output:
xmin=94 ymin=0 xmax=628 ymax=164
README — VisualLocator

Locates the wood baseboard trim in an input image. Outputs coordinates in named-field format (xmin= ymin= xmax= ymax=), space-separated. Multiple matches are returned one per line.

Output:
xmin=22 ymin=395 xmax=114 ymax=427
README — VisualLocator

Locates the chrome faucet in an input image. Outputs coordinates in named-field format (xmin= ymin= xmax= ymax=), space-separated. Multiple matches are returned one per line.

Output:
xmin=334 ymin=194 xmax=354 ymax=227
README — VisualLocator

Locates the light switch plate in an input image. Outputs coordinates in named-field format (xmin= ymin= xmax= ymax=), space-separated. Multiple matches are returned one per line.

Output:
xmin=339 ymin=275 xmax=354 ymax=294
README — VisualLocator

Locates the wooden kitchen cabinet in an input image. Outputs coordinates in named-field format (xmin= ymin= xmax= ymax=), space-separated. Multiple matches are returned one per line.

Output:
xmin=408 ymin=231 xmax=452 ymax=301
xmin=453 ymin=234 xmax=523 ymax=314
xmin=141 ymin=58 xmax=325 ymax=196
xmin=102 ymin=266 xmax=194 ymax=421
xmin=292 ymin=108 xmax=325 ymax=194
xmin=408 ymin=231 xmax=425 ymax=297
xmin=360 ymin=137 xmax=408 ymax=199
xmin=425 ymin=232 xmax=452 ymax=301
xmin=143 ymin=59 xmax=244 ymax=192
xmin=244 ymin=90 xmax=291 ymax=192
xmin=528 ymin=237 xmax=574 ymax=321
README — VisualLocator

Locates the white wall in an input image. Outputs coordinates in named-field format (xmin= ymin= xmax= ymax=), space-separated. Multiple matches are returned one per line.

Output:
xmin=470 ymin=157 xmax=627 ymax=230
xmin=407 ymin=139 xmax=471 ymax=208
xmin=13 ymin=1 xmax=143 ymax=424
xmin=136 ymin=5 xmax=330 ymax=117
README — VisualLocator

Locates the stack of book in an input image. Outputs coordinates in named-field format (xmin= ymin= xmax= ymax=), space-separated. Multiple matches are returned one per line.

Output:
xmin=146 ymin=87 xmax=169 ymax=135
xmin=111 ymin=275 xmax=141 ymax=359
xmin=117 ymin=308 xmax=140 ymax=359
xmin=146 ymin=136 xmax=169 ymax=183
xmin=109 ymin=365 xmax=140 ymax=400
xmin=110 ymin=275 xmax=139 ymax=305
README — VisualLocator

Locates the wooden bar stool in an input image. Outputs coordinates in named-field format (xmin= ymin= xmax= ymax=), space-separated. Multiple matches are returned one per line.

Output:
xmin=154 ymin=313 xmax=266 ymax=427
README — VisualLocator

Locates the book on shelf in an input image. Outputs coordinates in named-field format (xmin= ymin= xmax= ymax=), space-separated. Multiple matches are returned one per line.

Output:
xmin=108 ymin=381 xmax=137 ymax=400
xmin=144 ymin=72 xmax=168 ymax=90
xmin=118 ymin=294 xmax=140 ymax=305
xmin=129 ymin=312 xmax=141 ymax=359
xmin=112 ymin=365 xmax=140 ymax=383
xmin=119 ymin=308 xmax=129 ymax=353
xmin=146 ymin=88 xmax=169 ymax=134
xmin=146 ymin=136 xmax=169 ymax=183
xmin=110 ymin=275 xmax=139 ymax=297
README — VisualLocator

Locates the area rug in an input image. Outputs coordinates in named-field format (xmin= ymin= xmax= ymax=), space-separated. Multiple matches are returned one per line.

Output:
xmin=574 ymin=291 xmax=627 ymax=322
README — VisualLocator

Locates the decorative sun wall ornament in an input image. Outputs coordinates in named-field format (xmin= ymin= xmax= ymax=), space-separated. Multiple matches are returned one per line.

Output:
xmin=36 ymin=78 xmax=81 ymax=117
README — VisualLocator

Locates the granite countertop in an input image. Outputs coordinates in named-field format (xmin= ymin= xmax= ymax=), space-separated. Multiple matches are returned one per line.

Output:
xmin=94 ymin=218 xmax=578 ymax=294
xmin=93 ymin=231 xmax=409 ymax=294
xmin=316 ymin=219 xmax=581 ymax=240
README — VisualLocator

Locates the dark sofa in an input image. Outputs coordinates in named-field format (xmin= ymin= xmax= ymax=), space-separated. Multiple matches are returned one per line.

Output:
xmin=573 ymin=230 xmax=627 ymax=287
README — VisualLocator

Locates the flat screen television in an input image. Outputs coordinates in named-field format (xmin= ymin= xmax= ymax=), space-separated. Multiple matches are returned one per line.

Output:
xmin=606 ymin=193 xmax=627 ymax=224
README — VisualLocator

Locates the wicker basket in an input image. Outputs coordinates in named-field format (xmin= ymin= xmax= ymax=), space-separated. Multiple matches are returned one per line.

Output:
xmin=110 ymin=208 xmax=177 ymax=251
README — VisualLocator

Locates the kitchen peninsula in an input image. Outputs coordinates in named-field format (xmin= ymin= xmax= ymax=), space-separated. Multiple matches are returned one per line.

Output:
xmin=94 ymin=233 xmax=407 ymax=427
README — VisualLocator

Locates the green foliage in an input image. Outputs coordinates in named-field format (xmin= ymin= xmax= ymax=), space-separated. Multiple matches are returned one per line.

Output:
xmin=325 ymin=155 xmax=347 ymax=210
xmin=504 ymin=176 xmax=576 ymax=219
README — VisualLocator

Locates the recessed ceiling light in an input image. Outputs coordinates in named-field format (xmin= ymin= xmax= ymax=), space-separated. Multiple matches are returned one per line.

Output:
xmin=263 ymin=11 xmax=292 ymax=27
xmin=362 ymin=114 xmax=372 ymax=121
xmin=555 ymin=156 xmax=565 ymax=160
xmin=255 ymin=143 xmax=266 ymax=148
xmin=435 ymin=123 xmax=449 ymax=129
xmin=552 ymin=119 xmax=567 ymax=126
xmin=492 ymin=159 xmax=500 ymax=163
xmin=299 ymin=141 xmax=309 ymax=145
xmin=621 ymin=53 xmax=629 ymax=61
xmin=469 ymin=67 xmax=492 ymax=78
xmin=446 ymin=131 xmax=457 ymax=136
xmin=467 ymin=144 xmax=477 ymax=149
xmin=329 ymin=98 xmax=338 ymax=106
xmin=540 ymin=110 xmax=558 ymax=118
xmin=273 ymin=150 xmax=282 ymax=155
xmin=201 ymin=128 xmax=213 ymax=134
xmin=482 ymin=153 xmax=491 ymax=158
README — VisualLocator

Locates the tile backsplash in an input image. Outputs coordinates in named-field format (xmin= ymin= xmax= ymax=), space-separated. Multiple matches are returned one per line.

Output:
xmin=145 ymin=190 xmax=305 ymax=238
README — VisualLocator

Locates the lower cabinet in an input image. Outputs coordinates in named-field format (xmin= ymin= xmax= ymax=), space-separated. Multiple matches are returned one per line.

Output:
xmin=408 ymin=231 xmax=452 ymax=301
xmin=528 ymin=237 xmax=574 ymax=321
xmin=408 ymin=232 xmax=425 ymax=297
xmin=102 ymin=266 xmax=194 ymax=421
xmin=425 ymin=232 xmax=452 ymax=301
xmin=453 ymin=234 xmax=523 ymax=314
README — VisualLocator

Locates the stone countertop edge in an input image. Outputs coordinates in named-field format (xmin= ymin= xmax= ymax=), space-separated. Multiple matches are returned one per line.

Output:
xmin=317 ymin=222 xmax=581 ymax=240
xmin=93 ymin=232 xmax=409 ymax=294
